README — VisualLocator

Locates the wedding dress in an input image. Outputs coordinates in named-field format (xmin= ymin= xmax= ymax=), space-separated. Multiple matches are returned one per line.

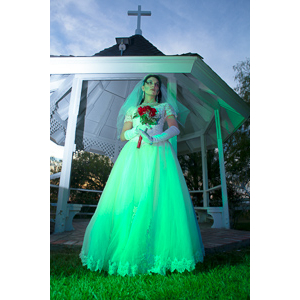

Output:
xmin=79 ymin=102 xmax=205 ymax=276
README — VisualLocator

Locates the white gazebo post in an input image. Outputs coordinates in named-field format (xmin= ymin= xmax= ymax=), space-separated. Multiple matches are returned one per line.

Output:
xmin=54 ymin=77 xmax=83 ymax=233
xmin=214 ymin=109 xmax=230 ymax=229
xmin=167 ymin=76 xmax=178 ymax=154
xmin=201 ymin=134 xmax=209 ymax=207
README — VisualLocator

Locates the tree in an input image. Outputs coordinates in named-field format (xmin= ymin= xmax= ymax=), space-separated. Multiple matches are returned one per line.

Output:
xmin=178 ymin=149 xmax=222 ymax=206
xmin=50 ymin=151 xmax=114 ymax=205
xmin=178 ymin=152 xmax=203 ymax=206
xmin=225 ymin=58 xmax=250 ymax=194
xmin=69 ymin=151 xmax=114 ymax=204
xmin=233 ymin=58 xmax=250 ymax=104
xmin=50 ymin=157 xmax=62 ymax=203
xmin=225 ymin=58 xmax=250 ymax=227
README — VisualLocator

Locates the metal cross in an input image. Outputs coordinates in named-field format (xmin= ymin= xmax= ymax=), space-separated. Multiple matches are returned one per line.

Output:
xmin=128 ymin=5 xmax=151 ymax=35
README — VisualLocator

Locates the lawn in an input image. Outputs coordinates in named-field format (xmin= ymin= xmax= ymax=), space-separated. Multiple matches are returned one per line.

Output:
xmin=50 ymin=246 xmax=250 ymax=299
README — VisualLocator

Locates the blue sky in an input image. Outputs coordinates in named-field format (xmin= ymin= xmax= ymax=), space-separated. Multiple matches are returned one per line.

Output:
xmin=50 ymin=0 xmax=249 ymax=88
xmin=50 ymin=0 xmax=250 ymax=158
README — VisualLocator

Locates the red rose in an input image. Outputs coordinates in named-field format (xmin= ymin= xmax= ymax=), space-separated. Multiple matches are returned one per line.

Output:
xmin=137 ymin=107 xmax=143 ymax=115
xmin=138 ymin=106 xmax=148 ymax=115
xmin=138 ymin=105 xmax=153 ymax=116
xmin=143 ymin=106 xmax=151 ymax=113
xmin=149 ymin=108 xmax=156 ymax=117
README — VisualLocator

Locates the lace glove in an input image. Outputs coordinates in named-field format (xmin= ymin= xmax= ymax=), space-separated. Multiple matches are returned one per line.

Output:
xmin=138 ymin=126 xmax=180 ymax=145
xmin=124 ymin=124 xmax=150 ymax=140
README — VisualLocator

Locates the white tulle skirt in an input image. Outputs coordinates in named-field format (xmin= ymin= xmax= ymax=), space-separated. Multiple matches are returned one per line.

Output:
xmin=80 ymin=138 xmax=205 ymax=276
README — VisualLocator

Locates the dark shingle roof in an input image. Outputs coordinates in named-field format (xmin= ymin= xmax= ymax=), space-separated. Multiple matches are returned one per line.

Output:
xmin=93 ymin=34 xmax=165 ymax=56
xmin=50 ymin=35 xmax=203 ymax=59
xmin=177 ymin=52 xmax=203 ymax=60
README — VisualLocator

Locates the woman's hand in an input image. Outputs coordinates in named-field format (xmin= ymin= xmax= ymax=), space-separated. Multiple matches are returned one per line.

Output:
xmin=138 ymin=126 xmax=180 ymax=145
xmin=138 ymin=129 xmax=153 ymax=144
xmin=120 ymin=121 xmax=133 ymax=141
xmin=121 ymin=123 xmax=151 ymax=141
xmin=136 ymin=124 xmax=151 ymax=131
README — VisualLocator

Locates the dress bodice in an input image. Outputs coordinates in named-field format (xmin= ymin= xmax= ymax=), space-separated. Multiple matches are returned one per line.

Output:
xmin=124 ymin=103 xmax=177 ymax=139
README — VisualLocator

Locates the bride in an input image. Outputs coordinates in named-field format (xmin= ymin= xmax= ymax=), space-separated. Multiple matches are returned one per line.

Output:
xmin=80 ymin=74 xmax=205 ymax=277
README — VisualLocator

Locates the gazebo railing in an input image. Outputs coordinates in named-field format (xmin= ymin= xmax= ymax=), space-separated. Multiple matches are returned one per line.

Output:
xmin=50 ymin=184 xmax=221 ymax=197
xmin=50 ymin=184 xmax=249 ymax=229
xmin=188 ymin=185 xmax=222 ymax=193
xmin=50 ymin=184 xmax=222 ymax=218
xmin=50 ymin=184 xmax=102 ymax=218
xmin=50 ymin=184 xmax=104 ymax=194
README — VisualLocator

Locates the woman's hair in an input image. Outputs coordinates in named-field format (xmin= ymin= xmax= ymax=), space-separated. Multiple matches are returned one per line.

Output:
xmin=140 ymin=74 xmax=162 ymax=104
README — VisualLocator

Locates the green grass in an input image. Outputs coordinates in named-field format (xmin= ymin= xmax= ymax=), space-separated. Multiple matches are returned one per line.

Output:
xmin=50 ymin=247 xmax=249 ymax=300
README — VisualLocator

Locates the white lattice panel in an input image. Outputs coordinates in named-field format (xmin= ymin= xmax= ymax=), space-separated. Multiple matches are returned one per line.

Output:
xmin=50 ymin=117 xmax=65 ymax=136
xmin=75 ymin=136 xmax=116 ymax=159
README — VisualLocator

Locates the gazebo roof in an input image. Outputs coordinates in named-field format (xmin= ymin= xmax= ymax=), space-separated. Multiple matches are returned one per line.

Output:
xmin=94 ymin=34 xmax=164 ymax=56
xmin=50 ymin=37 xmax=249 ymax=160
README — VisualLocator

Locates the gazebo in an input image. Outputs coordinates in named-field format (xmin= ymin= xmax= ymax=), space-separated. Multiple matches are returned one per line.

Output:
xmin=50 ymin=29 xmax=249 ymax=233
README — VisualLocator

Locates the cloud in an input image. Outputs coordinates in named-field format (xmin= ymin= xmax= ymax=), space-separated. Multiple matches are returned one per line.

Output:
xmin=50 ymin=0 xmax=132 ymax=55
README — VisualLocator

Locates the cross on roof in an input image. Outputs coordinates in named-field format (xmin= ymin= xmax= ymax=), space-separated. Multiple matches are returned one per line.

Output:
xmin=128 ymin=5 xmax=151 ymax=35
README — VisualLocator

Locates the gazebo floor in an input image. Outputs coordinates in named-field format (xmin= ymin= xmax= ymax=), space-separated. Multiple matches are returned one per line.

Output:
xmin=50 ymin=219 xmax=250 ymax=254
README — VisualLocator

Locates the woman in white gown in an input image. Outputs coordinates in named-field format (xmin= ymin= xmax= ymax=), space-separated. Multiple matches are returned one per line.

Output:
xmin=80 ymin=75 xmax=205 ymax=276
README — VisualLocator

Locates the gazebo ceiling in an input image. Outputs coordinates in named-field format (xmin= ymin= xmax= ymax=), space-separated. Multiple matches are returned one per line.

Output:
xmin=50 ymin=55 xmax=249 ymax=159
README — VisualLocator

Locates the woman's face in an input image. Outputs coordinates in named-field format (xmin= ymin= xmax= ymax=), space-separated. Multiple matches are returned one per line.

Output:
xmin=142 ymin=77 xmax=160 ymax=97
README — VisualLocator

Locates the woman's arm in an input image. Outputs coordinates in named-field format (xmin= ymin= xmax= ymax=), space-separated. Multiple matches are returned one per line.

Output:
xmin=120 ymin=121 xmax=133 ymax=141
xmin=166 ymin=115 xmax=179 ymax=129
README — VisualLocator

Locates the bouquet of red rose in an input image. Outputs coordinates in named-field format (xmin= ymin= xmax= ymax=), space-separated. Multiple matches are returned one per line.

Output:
xmin=133 ymin=105 xmax=159 ymax=148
